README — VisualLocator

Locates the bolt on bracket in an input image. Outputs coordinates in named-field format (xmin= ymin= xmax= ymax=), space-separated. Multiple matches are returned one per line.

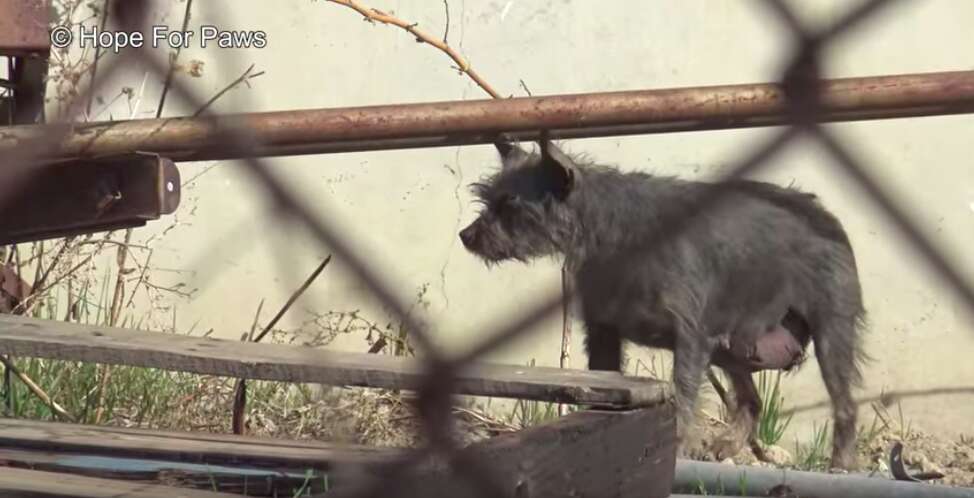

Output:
xmin=0 ymin=153 xmax=181 ymax=245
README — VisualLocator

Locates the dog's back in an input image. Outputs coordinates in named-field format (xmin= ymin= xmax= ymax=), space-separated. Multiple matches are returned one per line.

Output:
xmin=722 ymin=179 xmax=853 ymax=250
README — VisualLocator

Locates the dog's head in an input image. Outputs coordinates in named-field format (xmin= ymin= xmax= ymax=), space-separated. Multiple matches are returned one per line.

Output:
xmin=459 ymin=135 xmax=580 ymax=264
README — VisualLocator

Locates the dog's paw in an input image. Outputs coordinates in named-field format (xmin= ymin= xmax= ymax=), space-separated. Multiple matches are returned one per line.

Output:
xmin=829 ymin=452 xmax=860 ymax=472
xmin=709 ymin=432 xmax=747 ymax=462
xmin=677 ymin=434 xmax=709 ymax=460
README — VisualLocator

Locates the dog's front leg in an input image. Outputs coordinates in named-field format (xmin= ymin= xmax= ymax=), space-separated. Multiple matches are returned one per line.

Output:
xmin=672 ymin=324 xmax=714 ymax=459
xmin=584 ymin=323 xmax=622 ymax=372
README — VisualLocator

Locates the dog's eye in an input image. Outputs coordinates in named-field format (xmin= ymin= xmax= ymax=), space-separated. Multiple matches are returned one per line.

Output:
xmin=495 ymin=193 xmax=516 ymax=209
xmin=493 ymin=193 xmax=517 ymax=219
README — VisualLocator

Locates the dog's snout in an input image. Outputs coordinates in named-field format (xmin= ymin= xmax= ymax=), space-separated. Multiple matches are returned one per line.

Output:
xmin=459 ymin=225 xmax=476 ymax=248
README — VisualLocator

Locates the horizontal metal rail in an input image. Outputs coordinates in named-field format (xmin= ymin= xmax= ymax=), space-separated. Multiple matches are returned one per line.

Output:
xmin=0 ymin=70 xmax=972 ymax=163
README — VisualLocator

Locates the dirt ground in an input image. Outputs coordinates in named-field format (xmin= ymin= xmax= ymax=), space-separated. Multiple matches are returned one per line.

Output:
xmin=859 ymin=427 xmax=974 ymax=487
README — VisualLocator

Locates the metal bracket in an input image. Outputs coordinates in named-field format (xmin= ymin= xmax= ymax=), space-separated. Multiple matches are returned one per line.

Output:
xmin=2 ymin=0 xmax=51 ymax=126
xmin=0 ymin=154 xmax=181 ymax=245
xmin=0 ymin=0 xmax=51 ymax=57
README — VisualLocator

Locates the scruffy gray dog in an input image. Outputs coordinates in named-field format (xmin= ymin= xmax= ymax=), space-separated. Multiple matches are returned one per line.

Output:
xmin=459 ymin=137 xmax=867 ymax=470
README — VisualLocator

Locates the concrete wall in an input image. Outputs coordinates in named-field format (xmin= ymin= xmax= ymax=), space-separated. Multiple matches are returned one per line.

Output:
xmin=62 ymin=0 xmax=974 ymax=443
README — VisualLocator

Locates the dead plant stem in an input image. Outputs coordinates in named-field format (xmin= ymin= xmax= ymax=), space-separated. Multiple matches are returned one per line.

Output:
xmin=156 ymin=0 xmax=194 ymax=118
xmin=558 ymin=265 xmax=572 ymax=416
xmin=254 ymin=256 xmax=333 ymax=343
xmin=94 ymin=229 xmax=133 ymax=424
xmin=325 ymin=0 xmax=502 ymax=98
xmin=192 ymin=63 xmax=264 ymax=117
xmin=232 ymin=257 xmax=332 ymax=434
xmin=0 ymin=355 xmax=75 ymax=422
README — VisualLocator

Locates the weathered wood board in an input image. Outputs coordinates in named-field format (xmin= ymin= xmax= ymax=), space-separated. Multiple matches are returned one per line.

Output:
xmin=0 ymin=417 xmax=398 ymax=469
xmin=329 ymin=404 xmax=678 ymax=498
xmin=0 ymin=314 xmax=670 ymax=407
xmin=0 ymin=403 xmax=676 ymax=498
xmin=0 ymin=448 xmax=327 ymax=497
xmin=0 ymin=466 xmax=243 ymax=498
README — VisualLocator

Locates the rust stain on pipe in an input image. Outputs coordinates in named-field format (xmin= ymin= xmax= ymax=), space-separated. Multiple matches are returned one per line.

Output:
xmin=1 ymin=70 xmax=973 ymax=163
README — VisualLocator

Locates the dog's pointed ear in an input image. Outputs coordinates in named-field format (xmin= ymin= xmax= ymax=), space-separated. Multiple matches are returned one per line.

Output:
xmin=539 ymin=134 xmax=577 ymax=198
xmin=494 ymin=134 xmax=528 ymax=169
xmin=494 ymin=139 xmax=516 ymax=157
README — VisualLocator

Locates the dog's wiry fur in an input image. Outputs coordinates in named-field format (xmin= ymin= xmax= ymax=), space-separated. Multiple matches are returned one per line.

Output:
xmin=459 ymin=139 xmax=867 ymax=469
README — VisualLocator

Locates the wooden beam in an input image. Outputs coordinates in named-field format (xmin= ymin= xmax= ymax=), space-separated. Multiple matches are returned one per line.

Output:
xmin=0 ymin=466 xmax=242 ymax=498
xmin=0 ymin=314 xmax=669 ymax=407
xmin=0 ymin=417 xmax=398 ymax=469
xmin=0 ymin=404 xmax=676 ymax=498
xmin=450 ymin=404 xmax=676 ymax=498
xmin=338 ymin=404 xmax=677 ymax=498
xmin=0 ymin=448 xmax=331 ymax=497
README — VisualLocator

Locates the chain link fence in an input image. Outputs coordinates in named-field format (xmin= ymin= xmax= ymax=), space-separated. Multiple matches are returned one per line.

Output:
xmin=2 ymin=0 xmax=974 ymax=496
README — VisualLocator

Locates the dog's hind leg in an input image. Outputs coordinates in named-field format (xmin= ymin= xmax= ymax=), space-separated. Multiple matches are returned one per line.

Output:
xmin=710 ymin=368 xmax=762 ymax=461
xmin=813 ymin=314 xmax=862 ymax=470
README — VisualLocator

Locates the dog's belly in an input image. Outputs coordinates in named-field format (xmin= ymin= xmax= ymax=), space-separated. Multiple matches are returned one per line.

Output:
xmin=620 ymin=323 xmax=676 ymax=350
xmin=712 ymin=324 xmax=805 ymax=373
xmin=578 ymin=282 xmax=684 ymax=352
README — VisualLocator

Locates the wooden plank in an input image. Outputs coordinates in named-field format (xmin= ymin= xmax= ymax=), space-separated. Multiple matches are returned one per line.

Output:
xmin=0 ymin=417 xmax=399 ymax=469
xmin=0 ymin=314 xmax=669 ymax=407
xmin=0 ymin=405 xmax=676 ymax=498
xmin=332 ymin=404 xmax=677 ymax=498
xmin=0 ymin=448 xmax=328 ymax=497
xmin=446 ymin=404 xmax=677 ymax=498
xmin=0 ymin=466 xmax=242 ymax=498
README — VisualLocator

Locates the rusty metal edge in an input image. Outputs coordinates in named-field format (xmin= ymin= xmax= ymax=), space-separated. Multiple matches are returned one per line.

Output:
xmin=0 ymin=70 xmax=972 ymax=163
xmin=0 ymin=0 xmax=52 ymax=56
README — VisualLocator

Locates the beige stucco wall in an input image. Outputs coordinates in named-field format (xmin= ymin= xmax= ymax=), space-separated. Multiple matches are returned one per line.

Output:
xmin=62 ymin=0 xmax=973 ymax=445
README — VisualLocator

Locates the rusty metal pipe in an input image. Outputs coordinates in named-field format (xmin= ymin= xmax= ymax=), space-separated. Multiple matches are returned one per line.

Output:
xmin=1 ymin=70 xmax=973 ymax=163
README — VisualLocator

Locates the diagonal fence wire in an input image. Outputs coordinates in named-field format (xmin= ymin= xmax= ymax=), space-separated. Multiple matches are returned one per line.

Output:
xmin=2 ymin=0 xmax=974 ymax=495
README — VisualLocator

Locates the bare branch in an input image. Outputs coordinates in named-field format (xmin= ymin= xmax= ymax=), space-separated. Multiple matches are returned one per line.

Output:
xmin=442 ymin=0 xmax=450 ymax=43
xmin=254 ymin=256 xmax=332 ymax=343
xmin=156 ymin=0 xmax=195 ymax=118
xmin=192 ymin=63 xmax=264 ymax=117
xmin=325 ymin=0 xmax=502 ymax=98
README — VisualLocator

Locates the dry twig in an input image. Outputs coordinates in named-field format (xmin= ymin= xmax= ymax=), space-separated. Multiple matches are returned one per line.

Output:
xmin=232 ymin=256 xmax=333 ymax=434
xmin=707 ymin=367 xmax=732 ymax=415
xmin=325 ymin=0 xmax=502 ymax=98
xmin=558 ymin=266 xmax=572 ymax=416
xmin=192 ymin=63 xmax=265 ymax=117
xmin=94 ymin=229 xmax=134 ymax=424
xmin=253 ymin=256 xmax=333 ymax=343
xmin=11 ymin=236 xmax=111 ymax=316
xmin=156 ymin=0 xmax=194 ymax=118
xmin=0 ymin=355 xmax=75 ymax=422
xmin=85 ymin=0 xmax=111 ymax=117
xmin=246 ymin=299 xmax=265 ymax=342
xmin=453 ymin=406 xmax=518 ymax=433
xmin=231 ymin=300 xmax=264 ymax=434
